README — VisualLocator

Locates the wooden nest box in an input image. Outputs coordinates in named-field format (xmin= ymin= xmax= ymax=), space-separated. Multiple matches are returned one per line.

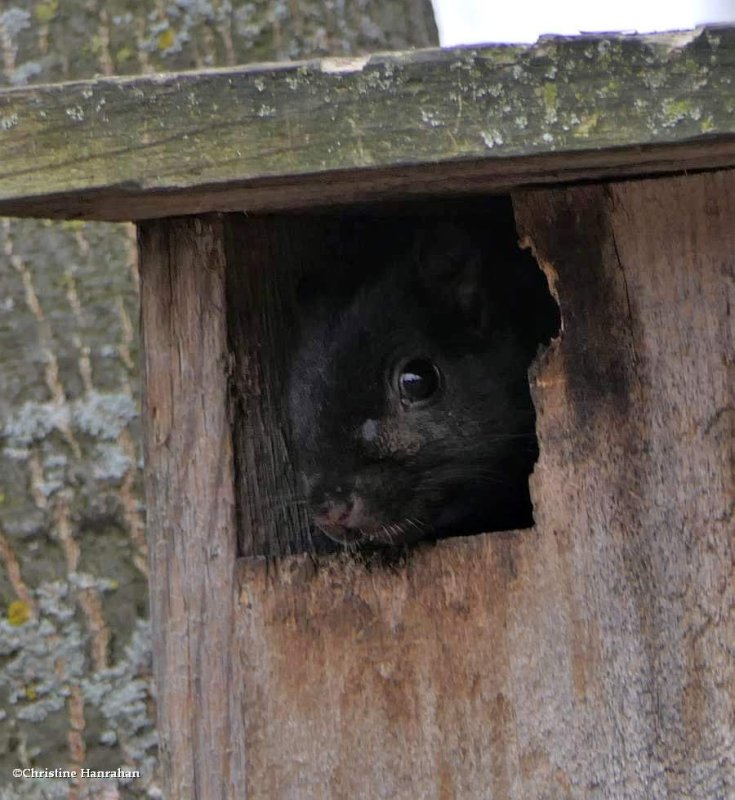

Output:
xmin=1 ymin=26 xmax=734 ymax=799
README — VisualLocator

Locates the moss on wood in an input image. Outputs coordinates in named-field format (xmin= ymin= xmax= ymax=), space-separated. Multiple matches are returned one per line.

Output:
xmin=2 ymin=26 xmax=735 ymax=220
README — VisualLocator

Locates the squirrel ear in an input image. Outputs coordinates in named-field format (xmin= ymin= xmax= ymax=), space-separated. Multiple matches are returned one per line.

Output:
xmin=413 ymin=223 xmax=487 ymax=328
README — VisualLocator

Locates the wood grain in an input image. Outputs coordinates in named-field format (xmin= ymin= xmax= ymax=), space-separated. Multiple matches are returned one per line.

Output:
xmin=226 ymin=214 xmax=317 ymax=557
xmin=229 ymin=170 xmax=735 ymax=798
xmin=3 ymin=28 xmax=735 ymax=221
xmin=139 ymin=216 xmax=247 ymax=798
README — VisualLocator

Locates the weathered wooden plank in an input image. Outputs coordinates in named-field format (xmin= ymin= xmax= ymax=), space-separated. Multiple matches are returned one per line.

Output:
xmin=226 ymin=214 xmax=318 ymax=557
xmin=139 ymin=217 xmax=247 ymax=798
xmin=232 ymin=170 xmax=735 ymax=798
xmin=2 ymin=27 xmax=735 ymax=221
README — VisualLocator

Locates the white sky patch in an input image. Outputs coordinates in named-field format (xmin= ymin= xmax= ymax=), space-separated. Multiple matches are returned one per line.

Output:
xmin=431 ymin=0 xmax=735 ymax=46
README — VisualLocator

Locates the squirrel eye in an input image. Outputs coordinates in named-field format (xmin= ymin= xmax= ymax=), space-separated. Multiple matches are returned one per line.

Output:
xmin=397 ymin=358 xmax=441 ymax=405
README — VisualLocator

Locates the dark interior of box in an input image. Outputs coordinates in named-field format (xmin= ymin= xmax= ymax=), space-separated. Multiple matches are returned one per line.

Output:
xmin=227 ymin=195 xmax=560 ymax=558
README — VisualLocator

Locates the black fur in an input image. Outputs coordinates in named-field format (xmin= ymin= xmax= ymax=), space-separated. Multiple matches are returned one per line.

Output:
xmin=287 ymin=214 xmax=558 ymax=547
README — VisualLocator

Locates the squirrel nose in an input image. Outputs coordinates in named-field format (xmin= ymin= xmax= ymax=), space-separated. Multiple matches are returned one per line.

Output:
xmin=314 ymin=498 xmax=352 ymax=528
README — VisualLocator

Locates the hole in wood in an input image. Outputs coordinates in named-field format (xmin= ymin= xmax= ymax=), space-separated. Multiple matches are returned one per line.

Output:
xmin=227 ymin=197 xmax=560 ymax=558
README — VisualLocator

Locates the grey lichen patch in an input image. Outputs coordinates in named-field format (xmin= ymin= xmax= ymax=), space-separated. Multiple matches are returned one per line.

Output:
xmin=82 ymin=620 xmax=156 ymax=755
xmin=0 ymin=8 xmax=31 ymax=41
xmin=481 ymin=129 xmax=504 ymax=149
xmin=2 ymin=392 xmax=137 ymax=450
xmin=2 ymin=402 xmax=65 ymax=447
xmin=64 ymin=105 xmax=85 ymax=122
xmin=71 ymin=392 xmax=137 ymax=439
xmin=0 ymin=112 xmax=19 ymax=129
xmin=0 ymin=587 xmax=85 ymax=722
xmin=0 ymin=777 xmax=69 ymax=799
xmin=91 ymin=443 xmax=133 ymax=481
xmin=0 ymin=585 xmax=157 ymax=789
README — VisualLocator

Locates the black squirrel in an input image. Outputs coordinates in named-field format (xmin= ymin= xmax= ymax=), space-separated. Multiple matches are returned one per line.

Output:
xmin=287 ymin=212 xmax=559 ymax=547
